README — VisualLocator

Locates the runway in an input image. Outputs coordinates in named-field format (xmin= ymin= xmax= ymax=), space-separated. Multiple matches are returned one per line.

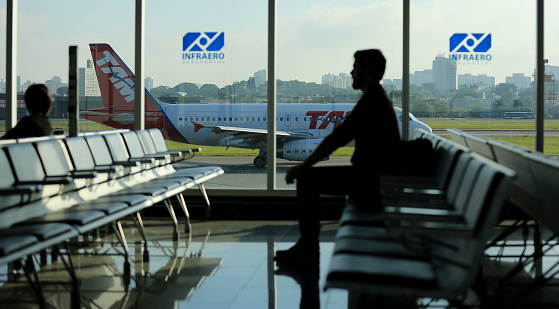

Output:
xmin=175 ymin=156 xmax=352 ymax=190
xmin=434 ymin=129 xmax=559 ymax=137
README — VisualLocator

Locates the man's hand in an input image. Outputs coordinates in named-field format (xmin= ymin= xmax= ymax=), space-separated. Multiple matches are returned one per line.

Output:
xmin=285 ymin=164 xmax=309 ymax=184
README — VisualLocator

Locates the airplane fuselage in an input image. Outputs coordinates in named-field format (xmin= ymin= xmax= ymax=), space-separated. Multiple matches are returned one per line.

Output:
xmin=161 ymin=102 xmax=355 ymax=147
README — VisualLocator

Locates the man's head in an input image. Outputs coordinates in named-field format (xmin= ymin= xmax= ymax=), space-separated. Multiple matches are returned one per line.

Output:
xmin=351 ymin=49 xmax=386 ymax=90
xmin=25 ymin=84 xmax=52 ymax=116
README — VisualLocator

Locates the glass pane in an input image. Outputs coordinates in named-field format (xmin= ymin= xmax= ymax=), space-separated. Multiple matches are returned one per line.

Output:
xmin=410 ymin=0 xmax=537 ymax=151
xmin=277 ymin=0 xmax=403 ymax=189
xmin=545 ymin=0 xmax=559 ymax=155
xmin=0 ymin=0 xmax=7 ymax=133
xmin=146 ymin=1 xmax=267 ymax=189
xmin=13 ymin=1 xmax=133 ymax=135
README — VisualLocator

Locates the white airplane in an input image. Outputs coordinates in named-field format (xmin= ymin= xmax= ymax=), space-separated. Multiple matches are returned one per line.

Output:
xmin=87 ymin=43 xmax=432 ymax=168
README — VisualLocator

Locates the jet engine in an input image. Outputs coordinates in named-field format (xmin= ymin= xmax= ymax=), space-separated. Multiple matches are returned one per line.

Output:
xmin=278 ymin=139 xmax=323 ymax=161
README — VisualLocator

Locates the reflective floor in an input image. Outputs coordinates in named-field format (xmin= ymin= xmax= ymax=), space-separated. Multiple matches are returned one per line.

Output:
xmin=1 ymin=219 xmax=559 ymax=308
xmin=0 ymin=219 xmax=347 ymax=309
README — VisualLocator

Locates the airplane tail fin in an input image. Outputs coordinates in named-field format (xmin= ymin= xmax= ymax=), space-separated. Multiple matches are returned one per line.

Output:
xmin=86 ymin=44 xmax=184 ymax=143
xmin=86 ymin=44 xmax=162 ymax=130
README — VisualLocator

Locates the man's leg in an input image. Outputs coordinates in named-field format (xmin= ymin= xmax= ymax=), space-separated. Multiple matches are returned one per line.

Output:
xmin=275 ymin=166 xmax=357 ymax=264
xmin=296 ymin=166 xmax=356 ymax=245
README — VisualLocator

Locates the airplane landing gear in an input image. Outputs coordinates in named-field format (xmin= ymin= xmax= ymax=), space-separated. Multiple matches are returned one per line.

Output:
xmin=253 ymin=153 xmax=267 ymax=168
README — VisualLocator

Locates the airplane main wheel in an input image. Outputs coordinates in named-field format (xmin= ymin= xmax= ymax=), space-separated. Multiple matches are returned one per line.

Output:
xmin=253 ymin=156 xmax=266 ymax=168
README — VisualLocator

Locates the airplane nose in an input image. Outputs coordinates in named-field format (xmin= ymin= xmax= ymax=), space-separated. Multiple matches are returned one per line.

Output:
xmin=420 ymin=122 xmax=432 ymax=133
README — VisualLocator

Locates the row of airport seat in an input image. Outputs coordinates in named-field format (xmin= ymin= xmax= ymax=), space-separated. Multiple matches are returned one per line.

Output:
xmin=447 ymin=128 xmax=559 ymax=236
xmin=324 ymin=129 xmax=516 ymax=306
xmin=0 ymin=128 xmax=223 ymax=284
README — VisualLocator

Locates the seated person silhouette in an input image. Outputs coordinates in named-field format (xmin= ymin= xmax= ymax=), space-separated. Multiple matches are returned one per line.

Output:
xmin=274 ymin=49 xmax=401 ymax=265
xmin=2 ymin=84 xmax=53 ymax=139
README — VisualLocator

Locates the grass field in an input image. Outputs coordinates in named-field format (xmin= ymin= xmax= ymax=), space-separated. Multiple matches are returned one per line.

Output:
xmin=424 ymin=120 xmax=559 ymax=130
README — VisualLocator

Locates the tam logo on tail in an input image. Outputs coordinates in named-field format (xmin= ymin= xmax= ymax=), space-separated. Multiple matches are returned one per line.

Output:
xmin=96 ymin=50 xmax=135 ymax=102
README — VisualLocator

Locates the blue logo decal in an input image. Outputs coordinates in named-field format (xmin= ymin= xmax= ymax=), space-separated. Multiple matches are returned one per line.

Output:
xmin=183 ymin=32 xmax=225 ymax=52
xmin=450 ymin=33 xmax=491 ymax=53
xmin=449 ymin=33 xmax=492 ymax=64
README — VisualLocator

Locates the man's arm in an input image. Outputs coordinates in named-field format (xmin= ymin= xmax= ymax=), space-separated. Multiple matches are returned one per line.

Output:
xmin=285 ymin=133 xmax=340 ymax=184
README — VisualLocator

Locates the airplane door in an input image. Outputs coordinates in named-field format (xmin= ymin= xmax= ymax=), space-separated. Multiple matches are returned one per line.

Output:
xmin=285 ymin=114 xmax=292 ymax=127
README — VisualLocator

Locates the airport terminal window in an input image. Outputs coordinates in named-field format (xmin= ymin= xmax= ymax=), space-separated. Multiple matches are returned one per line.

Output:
xmin=146 ymin=0 xmax=267 ymax=189
xmin=10 ymin=1 xmax=134 ymax=134
xmin=3 ymin=1 xmax=555 ymax=191
xmin=0 ymin=0 xmax=5 ymax=132
xmin=276 ymin=0 xmax=402 ymax=187
xmin=544 ymin=1 xmax=559 ymax=155
xmin=409 ymin=1 xmax=544 ymax=153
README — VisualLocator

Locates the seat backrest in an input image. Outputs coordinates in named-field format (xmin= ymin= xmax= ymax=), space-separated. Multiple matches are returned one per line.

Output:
xmin=121 ymin=131 xmax=147 ymax=158
xmin=462 ymin=132 xmax=496 ymax=161
xmin=85 ymin=135 xmax=115 ymax=166
xmin=35 ymin=140 xmax=72 ymax=177
xmin=148 ymin=128 xmax=169 ymax=152
xmin=523 ymin=152 xmax=559 ymax=235
xmin=451 ymin=156 xmax=486 ymax=213
xmin=431 ymin=141 xmax=467 ymax=189
xmin=0 ymin=149 xmax=16 ymax=189
xmin=64 ymin=137 xmax=96 ymax=171
xmin=444 ymin=152 xmax=474 ymax=203
xmin=447 ymin=128 xmax=468 ymax=147
xmin=488 ymin=139 xmax=537 ymax=210
xmin=103 ymin=133 xmax=131 ymax=162
xmin=432 ymin=159 xmax=514 ymax=296
xmin=5 ymin=143 xmax=46 ymax=182
xmin=137 ymin=130 xmax=158 ymax=155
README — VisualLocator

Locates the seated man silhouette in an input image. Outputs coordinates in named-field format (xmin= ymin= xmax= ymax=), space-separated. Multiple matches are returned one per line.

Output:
xmin=2 ymin=84 xmax=53 ymax=139
xmin=275 ymin=49 xmax=401 ymax=265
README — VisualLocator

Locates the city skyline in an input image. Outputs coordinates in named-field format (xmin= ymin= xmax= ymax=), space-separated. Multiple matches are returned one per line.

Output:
xmin=1 ymin=0 xmax=559 ymax=89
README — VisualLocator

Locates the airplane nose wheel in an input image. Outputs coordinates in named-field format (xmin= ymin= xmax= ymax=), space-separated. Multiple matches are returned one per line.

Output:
xmin=253 ymin=155 xmax=266 ymax=168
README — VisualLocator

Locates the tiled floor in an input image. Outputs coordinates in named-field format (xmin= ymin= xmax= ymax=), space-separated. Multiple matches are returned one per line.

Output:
xmin=1 ymin=219 xmax=559 ymax=308
xmin=0 ymin=219 xmax=347 ymax=309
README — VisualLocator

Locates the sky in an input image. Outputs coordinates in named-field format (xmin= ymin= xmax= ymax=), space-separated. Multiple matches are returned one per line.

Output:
xmin=1 ymin=0 xmax=559 ymax=89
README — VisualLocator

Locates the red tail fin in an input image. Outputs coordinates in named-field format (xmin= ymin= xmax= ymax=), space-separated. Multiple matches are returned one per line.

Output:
xmin=86 ymin=44 xmax=160 ymax=130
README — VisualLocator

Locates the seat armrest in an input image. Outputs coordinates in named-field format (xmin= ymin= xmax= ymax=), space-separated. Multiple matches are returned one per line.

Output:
xmin=71 ymin=170 xmax=98 ymax=179
xmin=0 ymin=185 xmax=42 ymax=195
xmin=129 ymin=157 xmax=155 ymax=164
xmin=383 ymin=198 xmax=450 ymax=209
xmin=18 ymin=176 xmax=72 ymax=185
xmin=388 ymin=220 xmax=475 ymax=237
xmin=384 ymin=207 xmax=463 ymax=223
xmin=113 ymin=160 xmax=140 ymax=167
xmin=93 ymin=165 xmax=124 ymax=174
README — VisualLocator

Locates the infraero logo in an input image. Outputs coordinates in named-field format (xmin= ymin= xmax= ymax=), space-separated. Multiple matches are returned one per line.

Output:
xmin=182 ymin=32 xmax=225 ymax=63
xmin=449 ymin=33 xmax=492 ymax=64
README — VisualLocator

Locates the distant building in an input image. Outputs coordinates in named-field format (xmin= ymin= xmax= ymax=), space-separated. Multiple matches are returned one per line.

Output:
xmin=45 ymin=76 xmax=64 ymax=95
xmin=382 ymin=79 xmax=402 ymax=90
xmin=321 ymin=72 xmax=352 ymax=89
xmin=458 ymin=73 xmax=496 ymax=88
xmin=506 ymin=73 xmax=531 ymax=89
xmin=79 ymin=60 xmax=101 ymax=97
xmin=432 ymin=56 xmax=457 ymax=92
xmin=411 ymin=69 xmax=433 ymax=86
xmin=145 ymin=77 xmax=154 ymax=91
xmin=254 ymin=69 xmax=266 ymax=87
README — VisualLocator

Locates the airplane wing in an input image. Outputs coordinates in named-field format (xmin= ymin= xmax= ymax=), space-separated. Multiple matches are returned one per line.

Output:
xmin=83 ymin=111 xmax=135 ymax=125
xmin=201 ymin=124 xmax=316 ymax=147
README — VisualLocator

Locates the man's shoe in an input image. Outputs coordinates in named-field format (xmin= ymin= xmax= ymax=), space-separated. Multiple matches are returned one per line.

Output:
xmin=274 ymin=241 xmax=319 ymax=265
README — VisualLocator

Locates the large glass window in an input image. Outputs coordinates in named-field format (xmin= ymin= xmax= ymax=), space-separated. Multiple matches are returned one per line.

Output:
xmin=276 ymin=0 xmax=403 ymax=188
xmin=11 ymin=1 xmax=133 ymax=133
xmin=409 ymin=1 xmax=540 ymax=151
xmin=146 ymin=0 xmax=267 ymax=189
xmin=3 ymin=1 xmax=557 ymax=189
xmin=545 ymin=0 xmax=559 ymax=155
